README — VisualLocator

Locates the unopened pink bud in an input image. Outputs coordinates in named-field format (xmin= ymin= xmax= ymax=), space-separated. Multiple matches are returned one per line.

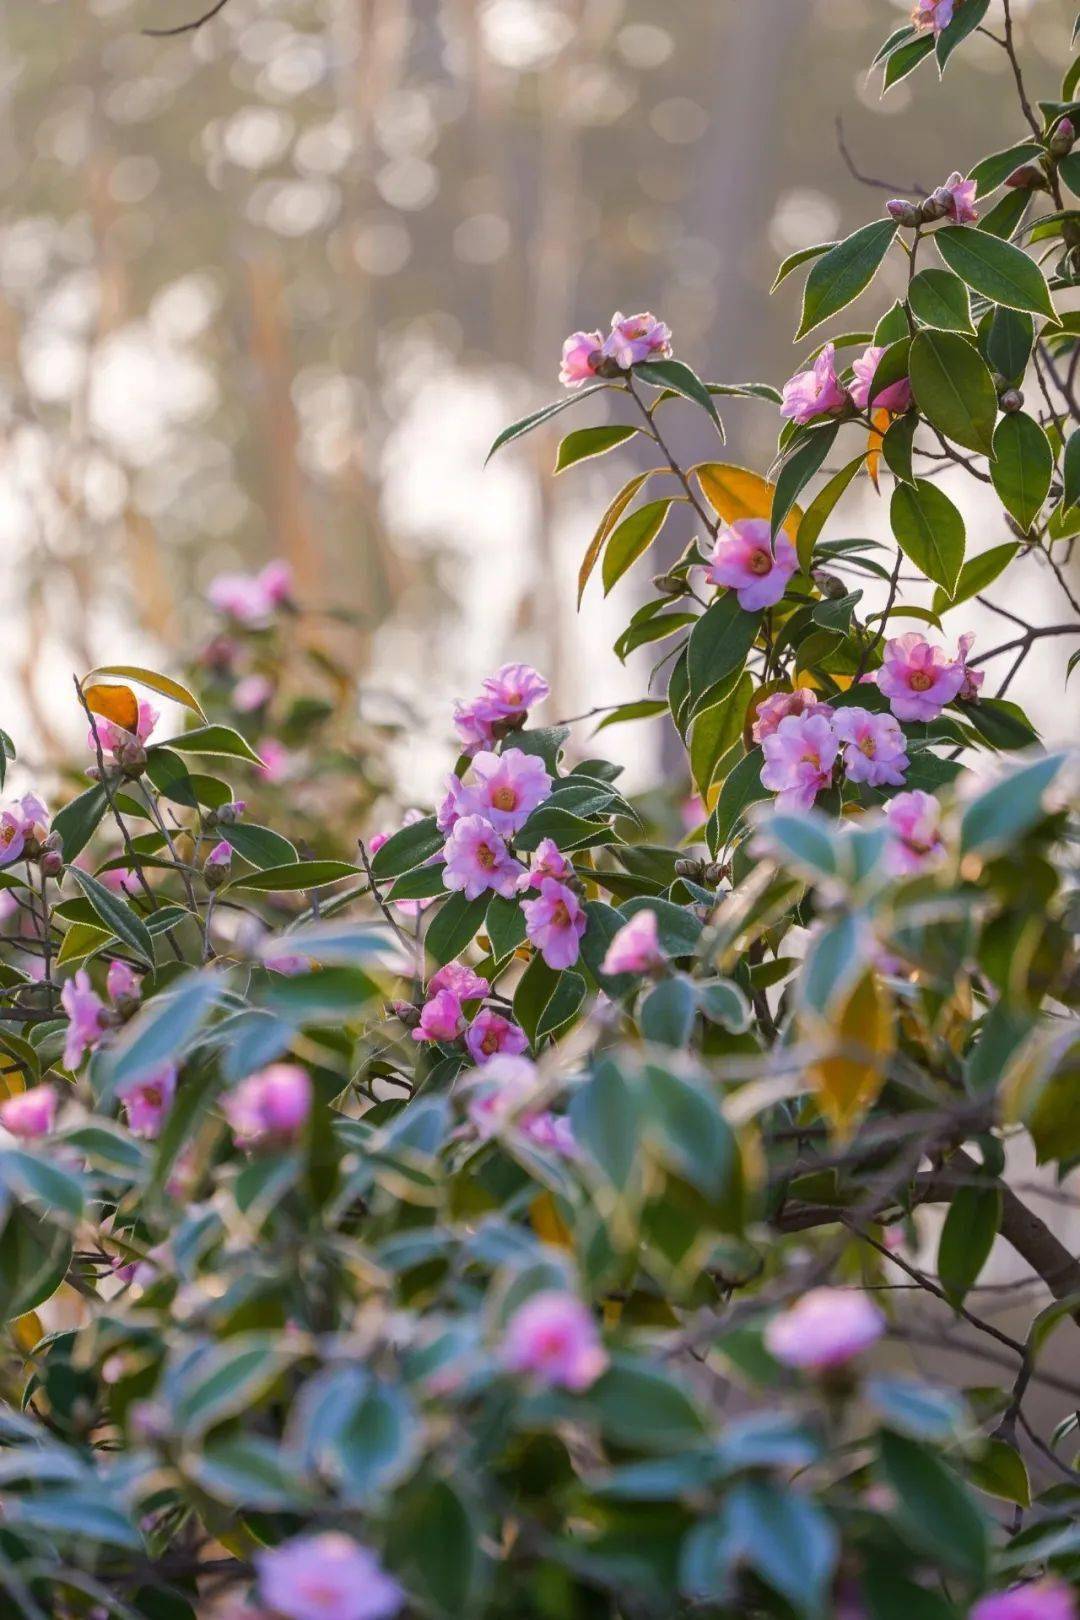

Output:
xmin=0 ymin=1086 xmax=57 ymax=1139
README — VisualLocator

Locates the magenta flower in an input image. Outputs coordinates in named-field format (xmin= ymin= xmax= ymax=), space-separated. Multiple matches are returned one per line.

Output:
xmin=232 ymin=673 xmax=274 ymax=713
xmin=223 ymin=1063 xmax=311 ymax=1148
xmin=107 ymin=961 xmax=142 ymax=1004
xmin=911 ymin=0 xmax=954 ymax=30
xmin=521 ymin=1111 xmax=577 ymax=1157
xmin=752 ymin=689 xmax=834 ymax=745
xmin=559 ymin=329 xmax=604 ymax=388
xmin=517 ymin=837 xmax=573 ymax=891
xmin=368 ymin=832 xmax=388 ymax=856
xmin=452 ymin=697 xmax=500 ymax=756
xmin=933 ymin=170 xmax=978 ymax=224
xmin=412 ymin=988 xmax=466 ymax=1044
xmin=480 ymin=663 xmax=550 ymax=721
xmin=957 ymin=631 xmax=984 ymax=701
xmin=459 ymin=748 xmax=552 ymax=837
xmin=443 ymin=815 xmax=526 ymax=901
xmin=255 ymin=1531 xmax=405 ymax=1620
xmin=436 ymin=773 xmax=469 ymax=833
xmin=87 ymin=700 xmax=158 ymax=760
xmin=256 ymin=737 xmax=292 ymax=784
xmin=0 ymin=793 xmax=51 ymax=865
xmin=849 ymin=344 xmax=913 ymax=414
xmin=834 ymin=708 xmax=909 ymax=788
xmin=61 ymin=971 xmax=110 ymax=1070
xmin=971 ymin=1582 xmax=1078 ymax=1620
xmin=500 ymin=1290 xmax=608 ymax=1392
xmin=521 ymin=877 xmax=587 ymax=969
xmin=465 ymin=1009 xmax=528 ymax=1065
xmin=601 ymin=310 xmax=673 ymax=370
xmin=601 ymin=909 xmax=665 ymax=976
xmin=0 ymin=810 xmax=25 ymax=866
xmin=765 ymin=1287 xmax=884 ymax=1371
xmin=428 ymin=961 xmax=490 ymax=1001
xmin=708 ymin=518 xmax=798 ymax=612
xmin=780 ymin=342 xmax=849 ymax=425
xmin=264 ymin=952 xmax=308 ymax=975
xmin=118 ymin=1063 xmax=177 ymax=1139
xmin=466 ymin=1054 xmax=540 ymax=1138
xmin=884 ymin=790 xmax=946 ymax=875
xmin=760 ymin=712 xmax=839 ymax=812
xmin=0 ymin=1086 xmax=57 ymax=1139
xmin=877 ymin=632 xmax=965 ymax=722
xmin=208 ymin=560 xmax=292 ymax=627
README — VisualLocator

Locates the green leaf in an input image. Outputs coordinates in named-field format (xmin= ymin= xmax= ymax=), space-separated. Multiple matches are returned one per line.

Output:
xmin=772 ymin=424 xmax=838 ymax=538
xmin=771 ymin=240 xmax=836 ymax=293
xmin=878 ymin=1431 xmax=988 ymax=1581
xmin=101 ymin=970 xmax=224 ymax=1094
xmin=386 ymin=862 xmax=446 ymax=901
xmin=225 ymin=860 xmax=362 ymax=893
xmin=908 ymin=329 xmax=998 ymax=457
xmin=696 ymin=977 xmax=751 ymax=1032
xmin=1064 ymin=428 xmax=1080 ymax=510
xmin=796 ymin=220 xmax=899 ymax=339
xmin=990 ymin=411 xmax=1053 ymax=530
xmin=984 ymin=306 xmax=1034 ymax=383
xmin=555 ymin=423 xmax=637 ymax=471
xmin=513 ymin=951 xmax=559 ymax=1043
xmin=425 ymin=892 xmax=490 ymax=967
xmin=594 ymin=698 xmax=669 ymax=731
xmin=0 ymin=1203 xmax=72 ymax=1323
xmin=977 ymin=187 xmax=1029 ymax=241
xmin=487 ymin=384 xmax=607 ymax=462
xmin=369 ymin=815 xmax=442 ymax=880
xmin=934 ymin=225 xmax=1055 ymax=317
xmin=937 ymin=1184 xmax=1001 ymax=1304
xmin=686 ymin=596 xmax=761 ymax=718
xmin=866 ymin=335 xmax=911 ymax=407
xmin=156 ymin=725 xmax=263 ymax=764
xmin=931 ymin=542 xmax=1017 ymax=612
xmin=82 ymin=663 xmax=206 ymax=720
xmin=890 ymin=479 xmax=966 ymax=594
xmin=0 ymin=729 xmax=14 ymax=793
xmin=882 ymin=32 xmax=934 ymax=90
xmin=173 ymin=1332 xmax=296 ymax=1435
xmin=689 ymin=675 xmax=751 ymax=795
xmin=866 ymin=1377 xmax=965 ymax=1442
xmin=222 ymin=823 xmax=298 ymax=869
xmin=936 ymin=0 xmax=989 ymax=68
xmin=698 ymin=1481 xmax=837 ymax=1618
xmin=393 ymin=1479 xmax=479 ymax=1616
xmin=0 ymin=1149 xmax=84 ymax=1222
xmin=908 ymin=267 xmax=973 ymax=331
xmin=535 ymin=970 xmax=587 ymax=1042
xmin=51 ymin=784 xmax=110 ymax=864
xmin=968 ymin=142 xmax=1044 ymax=197
xmin=70 ymin=867 xmax=155 ymax=969
xmin=570 ymin=1059 xmax=642 ymax=1186
xmin=588 ymin=1355 xmax=708 ymax=1451
xmin=960 ymin=753 xmax=1066 ymax=856
xmin=485 ymin=893 xmax=527 ymax=962
xmin=707 ymin=747 xmax=768 ymax=854
xmin=640 ymin=976 xmax=697 ymax=1047
xmin=968 ymin=1438 xmax=1030 ymax=1507
xmin=634 ymin=358 xmax=724 ymax=435
xmin=796 ymin=453 xmax=866 ymax=573
xmin=602 ymin=498 xmax=677 ymax=595
xmin=882 ymin=412 xmax=918 ymax=484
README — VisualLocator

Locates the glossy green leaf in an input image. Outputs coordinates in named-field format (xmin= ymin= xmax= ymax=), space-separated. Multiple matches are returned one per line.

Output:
xmin=890 ymin=478 xmax=966 ymax=594
xmin=70 ymin=867 xmax=155 ymax=969
xmin=157 ymin=725 xmax=263 ymax=765
xmin=796 ymin=220 xmax=900 ymax=339
xmin=937 ymin=1184 xmax=1001 ymax=1304
xmin=908 ymin=267 xmax=972 ymax=331
xmin=486 ymin=384 xmax=606 ymax=462
xmin=796 ymin=453 xmax=866 ymax=573
xmin=908 ymin=329 xmax=997 ymax=456
xmin=934 ymin=224 xmax=1055 ymax=317
xmin=1064 ymin=428 xmax=1080 ymax=510
xmin=931 ymin=542 xmax=1017 ymax=613
xmin=225 ymin=860 xmax=363 ymax=893
xmin=686 ymin=596 xmax=761 ymax=719
xmin=634 ymin=357 xmax=724 ymax=435
xmin=602 ymin=498 xmax=678 ymax=594
xmin=772 ymin=424 xmax=838 ymax=538
xmin=554 ymin=423 xmax=637 ymax=472
xmin=990 ymin=411 xmax=1053 ymax=530
xmin=879 ymin=1431 xmax=988 ymax=1581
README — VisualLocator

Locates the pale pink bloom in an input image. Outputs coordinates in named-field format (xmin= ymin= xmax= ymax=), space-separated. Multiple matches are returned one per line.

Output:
xmin=452 ymin=698 xmax=499 ymax=757
xmin=0 ymin=1087 xmax=57 ymax=1139
xmin=560 ymin=329 xmax=604 ymax=387
xmin=19 ymin=794 xmax=49 ymax=839
xmin=442 ymin=815 xmax=525 ymax=901
xmin=760 ymin=712 xmax=839 ymax=812
xmin=521 ymin=877 xmax=587 ymax=970
xmin=971 ymin=1583 xmax=1078 ymax=1620
xmin=368 ymin=832 xmax=389 ymax=855
xmin=752 ymin=689 xmax=834 ymax=745
xmin=884 ymin=790 xmax=946 ymax=875
xmin=224 ymin=1063 xmax=311 ymax=1148
xmin=436 ymin=773 xmax=469 ymax=834
xmin=0 ymin=811 xmax=25 ymax=866
xmin=480 ymin=663 xmax=550 ymax=721
xmin=264 ymin=952 xmax=308 ymax=975
xmin=911 ymin=0 xmax=954 ymax=31
xmin=681 ymin=793 xmax=706 ymax=831
xmin=0 ymin=793 xmax=51 ymax=864
xmin=765 ymin=1287 xmax=884 ymax=1371
xmin=517 ymin=837 xmax=574 ymax=891
xmin=107 ymin=961 xmax=142 ymax=1004
xmin=256 ymin=738 xmax=292 ymax=784
xmin=935 ymin=170 xmax=978 ymax=224
xmin=118 ymin=1063 xmax=177 ymax=1139
xmin=501 ymin=1290 xmax=608 ymax=1392
xmin=205 ymin=839 xmax=232 ymax=874
xmin=521 ymin=1111 xmax=577 ymax=1156
xmin=833 ymin=708 xmax=909 ymax=788
xmin=259 ymin=559 xmax=293 ymax=606
xmin=87 ymin=700 xmax=158 ymax=759
xmin=232 ymin=674 xmax=274 ymax=713
xmin=459 ymin=748 xmax=551 ymax=837
xmin=601 ymin=909 xmax=664 ymax=976
xmin=208 ymin=560 xmax=292 ymax=627
xmin=0 ymin=889 xmax=17 ymax=923
xmin=466 ymin=1054 xmax=540 ymax=1139
xmin=412 ymin=988 xmax=466 ymax=1044
xmin=877 ymin=633 xmax=964 ymax=722
xmin=601 ymin=311 xmax=673 ymax=370
xmin=850 ymin=344 xmax=913 ymax=414
xmin=780 ymin=343 xmax=848 ymax=425
xmin=428 ymin=961 xmax=490 ymax=1001
xmin=957 ymin=631 xmax=984 ymax=702
xmin=708 ymin=519 xmax=798 ymax=612
xmin=465 ymin=1009 xmax=528 ymax=1065
xmin=255 ymin=1531 xmax=404 ymax=1620
xmin=96 ymin=866 xmax=138 ymax=894
xmin=61 ymin=970 xmax=110 ymax=1069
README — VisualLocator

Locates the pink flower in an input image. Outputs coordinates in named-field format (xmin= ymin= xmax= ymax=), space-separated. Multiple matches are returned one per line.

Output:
xmin=459 ymin=748 xmax=551 ymax=837
xmin=107 ymin=961 xmax=142 ymax=1004
xmin=500 ymin=1290 xmax=608 ymax=1392
xmin=208 ymin=560 xmax=292 ymax=627
xmin=428 ymin=961 xmax=490 ymax=1001
xmin=87 ymin=701 xmax=158 ymax=759
xmin=601 ymin=310 xmax=673 ymax=370
xmin=0 ymin=1087 xmax=57 ymax=1139
xmin=933 ymin=170 xmax=978 ymax=224
xmin=61 ymin=970 xmax=110 ymax=1069
xmin=760 ymin=712 xmax=839 ymax=811
xmin=850 ymin=344 xmax=913 ymax=414
xmin=911 ymin=0 xmax=954 ymax=33
xmin=884 ymin=790 xmax=946 ymax=875
xmin=232 ymin=674 xmax=274 ymax=713
xmin=466 ymin=1054 xmax=540 ymax=1138
xmin=452 ymin=698 xmax=499 ymax=756
xmin=368 ymin=832 xmax=388 ymax=855
xmin=223 ymin=1063 xmax=311 ymax=1148
xmin=517 ymin=837 xmax=573 ymax=891
xmin=117 ymin=1063 xmax=177 ymax=1139
xmin=834 ymin=707 xmax=909 ymax=788
xmin=560 ymin=329 xmax=604 ymax=387
xmin=521 ymin=1111 xmax=577 ymax=1156
xmin=877 ymin=633 xmax=964 ymax=722
xmin=601 ymin=909 xmax=664 ymax=976
xmin=0 ymin=810 xmax=25 ymax=866
xmin=0 ymin=794 xmax=51 ymax=864
xmin=263 ymin=952 xmax=308 ymax=975
xmin=442 ymin=815 xmax=525 ymax=901
xmin=521 ymin=877 xmax=587 ymax=970
xmin=256 ymin=738 xmax=292 ymax=784
xmin=708 ymin=519 xmax=798 ymax=612
xmin=752 ymin=689 xmax=834 ymax=745
xmin=765 ymin=1288 xmax=884 ymax=1371
xmin=436 ymin=773 xmax=469 ymax=833
xmin=412 ymin=988 xmax=466 ymax=1044
xmin=465 ymin=1009 xmax=528 ymax=1064
xmin=957 ymin=631 xmax=984 ymax=702
xmin=255 ymin=1532 xmax=404 ymax=1620
xmin=970 ymin=1583 xmax=1078 ymax=1620
xmin=780 ymin=343 xmax=849 ymax=426
xmin=480 ymin=663 xmax=550 ymax=721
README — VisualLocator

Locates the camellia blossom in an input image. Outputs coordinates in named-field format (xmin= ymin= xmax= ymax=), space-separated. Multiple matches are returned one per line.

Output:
xmin=0 ymin=1086 xmax=57 ymax=1139
xmin=428 ymin=961 xmax=490 ymax=1001
xmin=884 ymin=790 xmax=946 ymax=875
xmin=412 ymin=988 xmax=466 ymax=1044
xmin=223 ymin=1063 xmax=311 ymax=1148
xmin=764 ymin=1287 xmax=884 ymax=1371
xmin=559 ymin=328 xmax=604 ymax=387
xmin=876 ymin=632 xmax=965 ymax=722
xmin=257 ymin=738 xmax=292 ymax=784
xmin=465 ymin=1009 xmax=528 ymax=1065
xmin=208 ymin=560 xmax=292 ymax=628
xmin=466 ymin=1053 xmax=540 ymax=1138
xmin=232 ymin=674 xmax=274 ymax=713
xmin=0 ymin=809 xmax=25 ymax=866
xmin=708 ymin=519 xmax=798 ymax=612
xmin=480 ymin=664 xmax=550 ymax=721
xmin=107 ymin=961 xmax=142 ymax=1004
xmin=752 ymin=689 xmax=834 ymax=745
xmin=970 ymin=1581 xmax=1079 ymax=1620
xmin=601 ymin=310 xmax=673 ymax=369
xmin=88 ymin=700 xmax=158 ymax=760
xmin=517 ymin=837 xmax=573 ymax=891
xmin=780 ymin=342 xmax=848 ymax=425
xmin=452 ymin=697 xmax=500 ymax=756
xmin=934 ymin=169 xmax=978 ymax=224
xmin=118 ymin=1063 xmax=177 ymax=1139
xmin=849 ymin=343 xmax=913 ymax=414
xmin=61 ymin=970 xmax=110 ymax=1070
xmin=255 ymin=1531 xmax=405 ymax=1620
xmin=601 ymin=909 xmax=665 ymax=976
xmin=521 ymin=877 xmax=587 ymax=970
xmin=500 ymin=1290 xmax=608 ymax=1392
xmin=458 ymin=748 xmax=551 ymax=837
xmin=957 ymin=631 xmax=984 ymax=701
xmin=436 ymin=773 xmax=468 ymax=833
xmin=833 ymin=707 xmax=910 ymax=788
xmin=442 ymin=815 xmax=525 ymax=900
xmin=0 ymin=793 xmax=50 ymax=865
xmin=760 ymin=712 xmax=839 ymax=812
xmin=521 ymin=1112 xmax=577 ymax=1156
xmin=911 ymin=0 xmax=954 ymax=34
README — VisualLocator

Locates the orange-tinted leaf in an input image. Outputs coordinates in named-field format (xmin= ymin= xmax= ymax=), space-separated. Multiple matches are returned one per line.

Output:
xmin=695 ymin=462 xmax=802 ymax=539
xmin=808 ymin=970 xmax=894 ymax=1135
xmin=83 ymin=683 xmax=139 ymax=734
xmin=867 ymin=408 xmax=890 ymax=493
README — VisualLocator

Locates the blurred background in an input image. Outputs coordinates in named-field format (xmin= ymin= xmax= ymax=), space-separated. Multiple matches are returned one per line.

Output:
xmin=1 ymin=0 xmax=1076 ymax=804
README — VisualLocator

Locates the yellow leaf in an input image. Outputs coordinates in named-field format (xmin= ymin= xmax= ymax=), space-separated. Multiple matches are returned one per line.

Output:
xmin=577 ymin=472 xmax=649 ymax=606
xmin=695 ymin=462 xmax=802 ymax=539
xmin=83 ymin=664 xmax=207 ymax=722
xmin=867 ymin=408 xmax=890 ymax=493
xmin=530 ymin=1191 xmax=573 ymax=1249
xmin=83 ymin=682 xmax=139 ymax=734
xmin=56 ymin=921 xmax=112 ymax=967
xmin=12 ymin=1312 xmax=41 ymax=1352
xmin=808 ymin=970 xmax=894 ymax=1135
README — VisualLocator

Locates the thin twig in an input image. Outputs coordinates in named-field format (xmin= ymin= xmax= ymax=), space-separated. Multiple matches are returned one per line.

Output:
xmin=142 ymin=0 xmax=231 ymax=36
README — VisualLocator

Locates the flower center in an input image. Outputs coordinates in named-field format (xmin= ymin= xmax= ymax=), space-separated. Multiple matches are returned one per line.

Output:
xmin=481 ymin=1030 xmax=500 ymax=1054
xmin=476 ymin=844 xmax=496 ymax=869
xmin=0 ymin=825 xmax=16 ymax=847
xmin=747 ymin=549 xmax=772 ymax=576
xmin=551 ymin=900 xmax=571 ymax=928
xmin=858 ymin=734 xmax=876 ymax=757
xmin=491 ymin=785 xmax=518 ymax=811
xmin=909 ymin=671 xmax=933 ymax=691
xmin=143 ymin=1086 xmax=162 ymax=1108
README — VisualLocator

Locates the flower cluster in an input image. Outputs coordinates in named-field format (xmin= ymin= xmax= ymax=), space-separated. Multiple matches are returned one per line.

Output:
xmin=560 ymin=310 xmax=672 ymax=386
xmin=207 ymin=559 xmax=293 ymax=628
xmin=781 ymin=336 xmax=918 ymax=427
xmin=0 ymin=792 xmax=53 ymax=868
xmin=452 ymin=662 xmax=550 ymax=756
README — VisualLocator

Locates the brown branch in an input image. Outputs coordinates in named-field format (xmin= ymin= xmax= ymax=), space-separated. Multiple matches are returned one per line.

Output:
xmin=142 ymin=0 xmax=231 ymax=36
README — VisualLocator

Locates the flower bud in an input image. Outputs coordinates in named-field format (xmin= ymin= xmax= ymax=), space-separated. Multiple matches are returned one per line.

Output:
xmin=886 ymin=198 xmax=921 ymax=227
xmin=391 ymin=999 xmax=422 ymax=1029
xmin=1000 ymin=387 xmax=1024 ymax=413
xmin=651 ymin=571 xmax=692 ymax=597
xmin=115 ymin=736 xmax=148 ymax=778
xmin=203 ymin=840 xmax=233 ymax=889
xmin=920 ymin=191 xmax=951 ymax=222
xmin=812 ymin=569 xmax=847 ymax=599
xmin=214 ymin=800 xmax=247 ymax=826
xmin=1005 ymin=162 xmax=1049 ymax=191
xmin=40 ymin=846 xmax=64 ymax=878
xmin=674 ymin=856 xmax=705 ymax=882
xmin=703 ymin=861 xmax=731 ymax=888
xmin=1049 ymin=116 xmax=1076 ymax=157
